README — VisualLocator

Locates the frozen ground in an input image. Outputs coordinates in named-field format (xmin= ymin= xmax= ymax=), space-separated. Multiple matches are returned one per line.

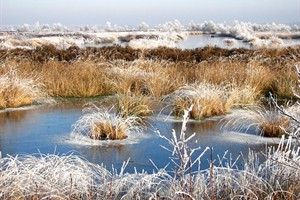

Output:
xmin=1 ymin=20 xmax=300 ymax=49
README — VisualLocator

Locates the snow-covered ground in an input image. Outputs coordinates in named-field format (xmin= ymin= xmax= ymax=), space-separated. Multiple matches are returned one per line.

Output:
xmin=1 ymin=20 xmax=300 ymax=49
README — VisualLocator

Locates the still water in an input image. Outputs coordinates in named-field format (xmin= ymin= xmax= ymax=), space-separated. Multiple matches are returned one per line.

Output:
xmin=0 ymin=99 xmax=279 ymax=173
xmin=90 ymin=34 xmax=300 ymax=50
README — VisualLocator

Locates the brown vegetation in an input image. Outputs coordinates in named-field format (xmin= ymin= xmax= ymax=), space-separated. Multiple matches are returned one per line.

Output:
xmin=0 ymin=67 xmax=48 ymax=109
xmin=167 ymin=83 xmax=259 ymax=120
xmin=89 ymin=121 xmax=127 ymax=140
xmin=38 ymin=60 xmax=112 ymax=97
xmin=223 ymin=106 xmax=290 ymax=137
xmin=72 ymin=104 xmax=143 ymax=140
xmin=0 ymin=45 xmax=299 ymax=110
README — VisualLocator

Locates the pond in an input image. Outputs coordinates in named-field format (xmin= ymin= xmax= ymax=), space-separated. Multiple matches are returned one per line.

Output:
xmin=0 ymin=98 xmax=280 ymax=173
xmin=86 ymin=34 xmax=300 ymax=50
xmin=177 ymin=34 xmax=250 ymax=49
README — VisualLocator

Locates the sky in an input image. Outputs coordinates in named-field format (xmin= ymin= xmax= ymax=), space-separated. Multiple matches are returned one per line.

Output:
xmin=1 ymin=0 xmax=299 ymax=27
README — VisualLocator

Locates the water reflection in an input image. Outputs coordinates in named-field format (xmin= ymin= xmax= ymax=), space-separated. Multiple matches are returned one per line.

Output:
xmin=0 ymin=110 xmax=28 ymax=123
xmin=177 ymin=34 xmax=251 ymax=49
xmin=0 ymin=100 xmax=280 ymax=173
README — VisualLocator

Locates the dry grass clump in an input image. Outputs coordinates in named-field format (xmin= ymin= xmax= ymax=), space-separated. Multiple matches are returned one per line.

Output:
xmin=180 ymin=61 xmax=275 ymax=97
xmin=108 ymin=62 xmax=149 ymax=96
xmin=115 ymin=94 xmax=153 ymax=118
xmin=244 ymin=63 xmax=275 ymax=95
xmin=223 ymin=105 xmax=290 ymax=137
xmin=38 ymin=60 xmax=112 ymax=97
xmin=166 ymin=83 xmax=229 ymax=119
xmin=166 ymin=83 xmax=259 ymax=120
xmin=108 ymin=59 xmax=183 ymax=99
xmin=272 ymin=67 xmax=298 ymax=98
xmin=226 ymin=84 xmax=259 ymax=107
xmin=0 ymin=67 xmax=48 ymax=109
xmin=107 ymin=60 xmax=184 ymax=118
xmin=89 ymin=120 xmax=127 ymax=140
xmin=143 ymin=64 xmax=183 ymax=100
xmin=72 ymin=103 xmax=142 ymax=140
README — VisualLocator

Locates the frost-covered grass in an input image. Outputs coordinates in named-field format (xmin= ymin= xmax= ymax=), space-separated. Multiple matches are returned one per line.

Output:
xmin=72 ymin=103 xmax=143 ymax=140
xmin=166 ymin=83 xmax=229 ymax=119
xmin=223 ymin=106 xmax=290 ymax=137
xmin=0 ymin=67 xmax=49 ymax=109
xmin=165 ymin=83 xmax=258 ymax=120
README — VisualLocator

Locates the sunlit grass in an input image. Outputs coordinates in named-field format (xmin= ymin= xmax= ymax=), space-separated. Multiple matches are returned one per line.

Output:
xmin=39 ymin=60 xmax=113 ymax=97
xmin=166 ymin=83 xmax=259 ymax=120
xmin=0 ymin=67 xmax=49 ymax=109
xmin=108 ymin=59 xmax=183 ymax=99
xmin=115 ymin=94 xmax=153 ymax=118
xmin=0 ymin=46 xmax=298 ymax=105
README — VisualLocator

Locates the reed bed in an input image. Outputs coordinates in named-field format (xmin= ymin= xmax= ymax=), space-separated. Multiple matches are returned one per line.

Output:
xmin=72 ymin=103 xmax=142 ymax=140
xmin=108 ymin=59 xmax=183 ymax=99
xmin=0 ymin=45 xmax=298 ymax=109
xmin=38 ymin=60 xmax=113 ymax=97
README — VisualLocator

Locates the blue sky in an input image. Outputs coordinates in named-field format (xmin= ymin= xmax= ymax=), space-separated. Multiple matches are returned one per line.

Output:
xmin=1 ymin=0 xmax=299 ymax=26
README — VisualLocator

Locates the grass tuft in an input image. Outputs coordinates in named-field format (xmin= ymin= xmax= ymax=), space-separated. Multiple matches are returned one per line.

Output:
xmin=0 ymin=67 xmax=49 ymax=109
xmin=166 ymin=83 xmax=229 ymax=119
xmin=115 ymin=94 xmax=153 ymax=118
xmin=223 ymin=105 xmax=290 ymax=137
xmin=72 ymin=103 xmax=143 ymax=140
xmin=165 ymin=83 xmax=258 ymax=119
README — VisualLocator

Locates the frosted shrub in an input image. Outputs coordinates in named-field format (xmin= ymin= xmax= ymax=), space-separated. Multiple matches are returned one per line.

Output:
xmin=138 ymin=22 xmax=149 ymax=32
xmin=52 ymin=23 xmax=67 ymax=32
xmin=17 ymin=24 xmax=30 ymax=32
xmin=156 ymin=106 xmax=210 ymax=199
